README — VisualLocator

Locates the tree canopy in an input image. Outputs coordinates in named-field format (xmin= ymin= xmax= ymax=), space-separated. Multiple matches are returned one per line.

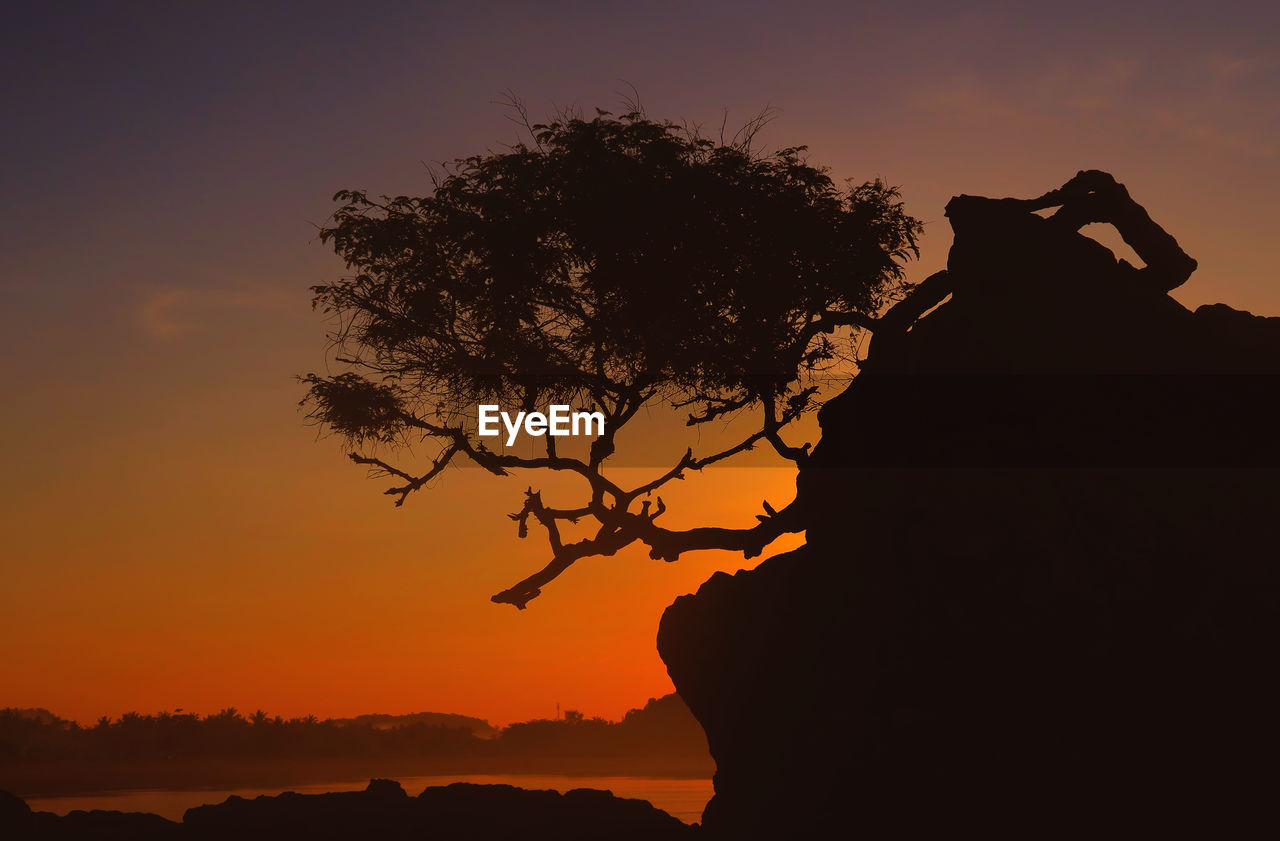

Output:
xmin=303 ymin=107 xmax=920 ymax=608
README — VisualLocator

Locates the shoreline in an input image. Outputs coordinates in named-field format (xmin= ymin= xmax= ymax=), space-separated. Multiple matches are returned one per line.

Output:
xmin=0 ymin=757 xmax=714 ymax=799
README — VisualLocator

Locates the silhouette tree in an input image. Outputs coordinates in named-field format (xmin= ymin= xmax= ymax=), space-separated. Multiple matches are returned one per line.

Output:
xmin=303 ymin=106 xmax=920 ymax=607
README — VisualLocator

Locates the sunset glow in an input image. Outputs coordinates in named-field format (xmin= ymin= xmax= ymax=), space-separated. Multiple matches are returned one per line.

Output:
xmin=3 ymin=0 xmax=1277 ymax=730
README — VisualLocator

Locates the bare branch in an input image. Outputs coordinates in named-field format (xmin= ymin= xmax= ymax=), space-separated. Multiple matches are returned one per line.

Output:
xmin=395 ymin=409 xmax=625 ymax=504
xmin=509 ymin=488 xmax=590 ymax=540
xmin=491 ymin=494 xmax=805 ymax=609
xmin=491 ymin=525 xmax=637 ymax=609
xmin=348 ymin=445 xmax=459 ymax=507
xmin=634 ymin=512 xmax=799 ymax=563
xmin=680 ymin=393 xmax=754 ymax=426
xmin=762 ymin=391 xmax=816 ymax=465
xmin=626 ymin=449 xmax=695 ymax=499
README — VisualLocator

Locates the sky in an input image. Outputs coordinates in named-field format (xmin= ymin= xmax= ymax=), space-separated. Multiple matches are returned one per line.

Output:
xmin=2 ymin=0 xmax=1277 ymax=726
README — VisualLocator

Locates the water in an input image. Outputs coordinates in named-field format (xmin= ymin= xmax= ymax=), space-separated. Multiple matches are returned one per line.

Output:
xmin=24 ymin=774 xmax=713 ymax=824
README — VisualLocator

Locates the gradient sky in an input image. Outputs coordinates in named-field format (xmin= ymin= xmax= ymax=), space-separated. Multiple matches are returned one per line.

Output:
xmin=2 ymin=0 xmax=1277 ymax=726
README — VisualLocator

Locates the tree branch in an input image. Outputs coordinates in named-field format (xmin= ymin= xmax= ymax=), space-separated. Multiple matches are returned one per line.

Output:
xmin=395 ymin=409 xmax=626 ymax=505
xmin=491 ymin=494 xmax=805 ymax=609
xmin=633 ymin=507 xmax=801 ymax=562
xmin=679 ymin=394 xmax=754 ymax=426
xmin=806 ymin=309 xmax=878 ymax=338
xmin=491 ymin=525 xmax=637 ymax=609
xmin=762 ymin=391 xmax=816 ymax=465
xmin=348 ymin=445 xmax=459 ymax=506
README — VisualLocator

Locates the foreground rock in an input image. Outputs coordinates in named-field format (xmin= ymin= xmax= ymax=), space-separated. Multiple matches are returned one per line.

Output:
xmin=659 ymin=174 xmax=1280 ymax=837
xmin=0 ymin=780 xmax=695 ymax=839
xmin=0 ymin=789 xmax=179 ymax=839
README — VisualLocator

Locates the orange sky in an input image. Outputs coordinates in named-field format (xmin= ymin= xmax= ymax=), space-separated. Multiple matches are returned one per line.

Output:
xmin=2 ymin=1 xmax=1277 ymax=726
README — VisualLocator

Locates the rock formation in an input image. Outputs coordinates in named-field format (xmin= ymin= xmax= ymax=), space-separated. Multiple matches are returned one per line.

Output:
xmin=0 ymin=779 xmax=695 ymax=839
xmin=0 ymin=789 xmax=180 ymax=839
xmin=659 ymin=172 xmax=1280 ymax=837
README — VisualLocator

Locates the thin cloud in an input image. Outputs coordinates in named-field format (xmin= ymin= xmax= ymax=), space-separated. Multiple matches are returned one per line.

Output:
xmin=1148 ymin=107 xmax=1277 ymax=159
xmin=135 ymin=286 xmax=296 ymax=341
xmin=909 ymin=77 xmax=1019 ymax=120
xmin=908 ymin=55 xmax=1275 ymax=161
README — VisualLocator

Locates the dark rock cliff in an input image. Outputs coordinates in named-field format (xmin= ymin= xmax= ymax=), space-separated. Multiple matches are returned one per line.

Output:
xmin=659 ymin=175 xmax=1280 ymax=837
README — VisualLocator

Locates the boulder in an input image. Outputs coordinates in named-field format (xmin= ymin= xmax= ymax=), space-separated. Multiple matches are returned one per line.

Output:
xmin=659 ymin=183 xmax=1280 ymax=837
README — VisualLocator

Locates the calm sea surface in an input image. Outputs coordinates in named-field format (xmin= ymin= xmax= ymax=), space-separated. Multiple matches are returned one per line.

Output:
xmin=25 ymin=774 xmax=713 ymax=824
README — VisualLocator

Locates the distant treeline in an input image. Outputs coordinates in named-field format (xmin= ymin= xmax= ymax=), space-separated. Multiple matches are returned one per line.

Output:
xmin=0 ymin=695 xmax=708 ymax=764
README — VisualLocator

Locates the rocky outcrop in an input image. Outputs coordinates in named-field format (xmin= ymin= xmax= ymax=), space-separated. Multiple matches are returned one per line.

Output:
xmin=0 ymin=789 xmax=180 ymax=839
xmin=1 ymin=780 xmax=695 ymax=840
xmin=659 ymin=177 xmax=1280 ymax=837
xmin=184 ymin=778 xmax=691 ymax=839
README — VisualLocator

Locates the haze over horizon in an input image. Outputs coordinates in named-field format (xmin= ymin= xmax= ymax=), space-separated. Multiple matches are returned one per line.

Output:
xmin=2 ymin=0 xmax=1277 ymax=727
